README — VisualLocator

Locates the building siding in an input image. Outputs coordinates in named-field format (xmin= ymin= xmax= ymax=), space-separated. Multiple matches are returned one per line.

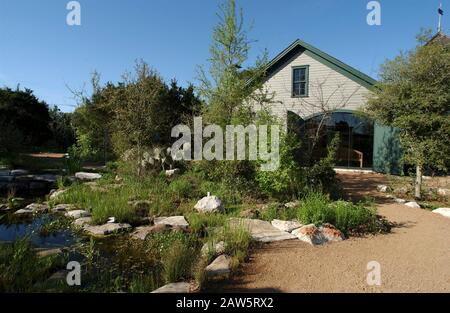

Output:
xmin=260 ymin=50 xmax=371 ymax=122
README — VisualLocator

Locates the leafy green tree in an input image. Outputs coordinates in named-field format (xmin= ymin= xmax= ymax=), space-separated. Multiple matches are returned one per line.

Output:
xmin=197 ymin=0 xmax=273 ymax=128
xmin=367 ymin=34 xmax=450 ymax=198
xmin=48 ymin=106 xmax=76 ymax=149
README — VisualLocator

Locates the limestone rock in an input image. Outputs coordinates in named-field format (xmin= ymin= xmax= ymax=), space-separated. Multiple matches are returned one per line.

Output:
xmin=394 ymin=198 xmax=406 ymax=204
xmin=52 ymin=203 xmax=76 ymax=213
xmin=83 ymin=223 xmax=132 ymax=236
xmin=65 ymin=210 xmax=91 ymax=219
xmin=154 ymin=216 xmax=189 ymax=230
xmin=151 ymin=282 xmax=191 ymax=293
xmin=194 ymin=195 xmax=224 ymax=213
xmin=432 ymin=208 xmax=450 ymax=219
xmin=131 ymin=224 xmax=171 ymax=240
xmin=228 ymin=218 xmax=297 ymax=242
xmin=165 ymin=169 xmax=180 ymax=178
xmin=73 ymin=217 xmax=92 ymax=227
xmin=75 ymin=172 xmax=102 ymax=181
xmin=205 ymin=255 xmax=231 ymax=278
xmin=405 ymin=201 xmax=421 ymax=209
xmin=271 ymin=219 xmax=303 ymax=233
xmin=25 ymin=203 xmax=49 ymax=213
xmin=35 ymin=248 xmax=63 ymax=258
xmin=292 ymin=224 xmax=327 ymax=246
xmin=201 ymin=241 xmax=226 ymax=257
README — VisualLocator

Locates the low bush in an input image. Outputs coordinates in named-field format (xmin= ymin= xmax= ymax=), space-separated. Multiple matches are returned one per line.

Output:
xmin=332 ymin=201 xmax=377 ymax=236
xmin=297 ymin=192 xmax=335 ymax=226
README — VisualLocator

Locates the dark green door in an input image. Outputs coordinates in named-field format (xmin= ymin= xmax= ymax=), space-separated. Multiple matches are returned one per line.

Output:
xmin=373 ymin=123 xmax=403 ymax=174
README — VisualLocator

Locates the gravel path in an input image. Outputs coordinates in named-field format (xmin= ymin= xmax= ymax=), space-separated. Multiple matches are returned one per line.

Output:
xmin=213 ymin=174 xmax=450 ymax=293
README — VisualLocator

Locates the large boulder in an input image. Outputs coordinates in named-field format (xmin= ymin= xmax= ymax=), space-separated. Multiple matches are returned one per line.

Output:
xmin=194 ymin=195 xmax=224 ymax=213
xmin=228 ymin=218 xmax=297 ymax=242
xmin=292 ymin=224 xmax=327 ymax=246
xmin=271 ymin=219 xmax=303 ymax=233
xmin=151 ymin=282 xmax=191 ymax=293
xmin=73 ymin=217 xmax=92 ymax=227
xmin=319 ymin=224 xmax=344 ymax=242
xmin=432 ymin=208 xmax=450 ymax=219
xmin=154 ymin=216 xmax=189 ymax=230
xmin=75 ymin=172 xmax=102 ymax=181
xmin=205 ymin=255 xmax=232 ymax=278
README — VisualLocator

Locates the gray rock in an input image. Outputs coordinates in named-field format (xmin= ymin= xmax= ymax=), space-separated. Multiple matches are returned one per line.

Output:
xmin=73 ymin=217 xmax=92 ymax=227
xmin=292 ymin=224 xmax=327 ymax=246
xmin=65 ymin=210 xmax=91 ymax=219
xmin=154 ymin=216 xmax=189 ymax=230
xmin=75 ymin=172 xmax=102 ymax=181
xmin=151 ymin=282 xmax=191 ymax=293
xmin=35 ymin=248 xmax=63 ymax=258
xmin=14 ymin=208 xmax=34 ymax=215
xmin=394 ymin=198 xmax=406 ymax=204
xmin=205 ymin=255 xmax=232 ymax=278
xmin=432 ymin=208 xmax=450 ymax=219
xmin=52 ymin=203 xmax=76 ymax=213
xmin=165 ymin=168 xmax=180 ymax=177
xmin=228 ymin=218 xmax=297 ymax=242
xmin=194 ymin=195 xmax=224 ymax=213
xmin=201 ymin=241 xmax=226 ymax=257
xmin=405 ymin=201 xmax=421 ymax=209
xmin=83 ymin=223 xmax=132 ymax=236
xmin=25 ymin=203 xmax=49 ymax=213
xmin=131 ymin=224 xmax=171 ymax=240
xmin=271 ymin=219 xmax=303 ymax=233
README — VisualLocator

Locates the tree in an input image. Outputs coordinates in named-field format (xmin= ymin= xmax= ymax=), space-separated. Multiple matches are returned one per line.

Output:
xmin=366 ymin=33 xmax=450 ymax=199
xmin=48 ymin=106 xmax=76 ymax=149
xmin=197 ymin=0 xmax=273 ymax=128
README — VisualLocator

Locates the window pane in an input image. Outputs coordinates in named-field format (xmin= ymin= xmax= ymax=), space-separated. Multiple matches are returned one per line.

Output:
xmin=298 ymin=68 xmax=306 ymax=81
xmin=293 ymin=83 xmax=300 ymax=96
xmin=293 ymin=68 xmax=306 ymax=82
xmin=299 ymin=82 xmax=306 ymax=95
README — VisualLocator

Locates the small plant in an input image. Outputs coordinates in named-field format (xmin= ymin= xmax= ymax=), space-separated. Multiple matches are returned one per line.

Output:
xmin=169 ymin=177 xmax=193 ymax=199
xmin=297 ymin=191 xmax=335 ymax=226
xmin=161 ymin=239 xmax=197 ymax=284
xmin=333 ymin=201 xmax=376 ymax=236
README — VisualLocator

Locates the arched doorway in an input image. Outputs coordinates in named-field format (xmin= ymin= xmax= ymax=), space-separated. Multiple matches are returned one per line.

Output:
xmin=288 ymin=111 xmax=374 ymax=168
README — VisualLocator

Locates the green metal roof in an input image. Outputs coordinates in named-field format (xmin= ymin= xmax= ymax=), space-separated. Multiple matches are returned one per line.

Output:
xmin=265 ymin=39 xmax=378 ymax=90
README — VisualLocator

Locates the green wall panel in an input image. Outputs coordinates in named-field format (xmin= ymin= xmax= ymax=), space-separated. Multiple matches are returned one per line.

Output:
xmin=373 ymin=123 xmax=403 ymax=174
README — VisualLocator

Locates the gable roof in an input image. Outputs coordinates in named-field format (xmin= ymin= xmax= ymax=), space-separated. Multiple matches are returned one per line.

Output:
xmin=265 ymin=39 xmax=377 ymax=89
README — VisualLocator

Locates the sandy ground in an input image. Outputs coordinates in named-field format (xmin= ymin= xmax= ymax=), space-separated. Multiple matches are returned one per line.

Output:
xmin=212 ymin=173 xmax=450 ymax=293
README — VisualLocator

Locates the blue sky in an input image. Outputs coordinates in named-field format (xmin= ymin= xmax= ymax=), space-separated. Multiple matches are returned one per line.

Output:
xmin=0 ymin=0 xmax=447 ymax=112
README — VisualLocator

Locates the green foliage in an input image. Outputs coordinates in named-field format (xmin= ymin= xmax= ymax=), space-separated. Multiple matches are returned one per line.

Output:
xmin=297 ymin=192 xmax=335 ymax=226
xmin=0 ymin=238 xmax=66 ymax=292
xmin=332 ymin=201 xmax=377 ymax=236
xmin=48 ymin=106 xmax=76 ymax=149
xmin=161 ymin=239 xmax=197 ymax=284
xmin=367 ymin=34 xmax=450 ymax=175
xmin=169 ymin=176 xmax=193 ymax=199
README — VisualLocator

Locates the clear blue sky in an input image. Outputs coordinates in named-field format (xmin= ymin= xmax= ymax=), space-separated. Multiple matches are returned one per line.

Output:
xmin=0 ymin=0 xmax=447 ymax=112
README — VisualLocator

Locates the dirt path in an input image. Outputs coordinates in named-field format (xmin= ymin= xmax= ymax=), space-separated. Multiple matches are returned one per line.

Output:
xmin=213 ymin=173 xmax=450 ymax=293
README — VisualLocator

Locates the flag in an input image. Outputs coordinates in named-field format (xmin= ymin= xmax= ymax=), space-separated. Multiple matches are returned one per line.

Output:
xmin=438 ymin=7 xmax=444 ymax=15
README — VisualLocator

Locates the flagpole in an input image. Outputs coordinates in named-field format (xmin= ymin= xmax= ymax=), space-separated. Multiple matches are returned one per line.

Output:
xmin=438 ymin=3 xmax=442 ymax=33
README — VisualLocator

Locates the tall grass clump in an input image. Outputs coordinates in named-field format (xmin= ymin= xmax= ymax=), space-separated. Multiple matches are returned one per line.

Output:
xmin=297 ymin=191 xmax=335 ymax=225
xmin=333 ymin=201 xmax=377 ymax=236
xmin=161 ymin=238 xmax=197 ymax=284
